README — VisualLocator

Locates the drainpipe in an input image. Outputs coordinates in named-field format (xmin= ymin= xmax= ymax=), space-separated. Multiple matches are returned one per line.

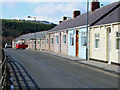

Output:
xmin=60 ymin=32 xmax=61 ymax=53
xmin=49 ymin=34 xmax=50 ymax=51
xmin=86 ymin=0 xmax=89 ymax=60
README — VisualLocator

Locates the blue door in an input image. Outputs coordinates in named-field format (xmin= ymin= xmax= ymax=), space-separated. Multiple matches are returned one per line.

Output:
xmin=68 ymin=30 xmax=76 ymax=57
xmin=79 ymin=28 xmax=87 ymax=59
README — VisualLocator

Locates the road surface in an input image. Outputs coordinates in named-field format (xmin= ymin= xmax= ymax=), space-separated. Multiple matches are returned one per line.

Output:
xmin=4 ymin=48 xmax=119 ymax=88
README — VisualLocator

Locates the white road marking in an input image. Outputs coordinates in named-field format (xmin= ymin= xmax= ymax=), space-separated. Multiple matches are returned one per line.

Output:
xmin=48 ymin=65 xmax=60 ymax=72
xmin=68 ymin=76 xmax=78 ymax=83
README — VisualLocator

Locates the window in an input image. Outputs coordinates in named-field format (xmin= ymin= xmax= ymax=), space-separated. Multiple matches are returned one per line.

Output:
xmin=63 ymin=35 xmax=66 ymax=44
xmin=38 ymin=41 xmax=39 ymax=44
xmin=81 ymin=32 xmax=87 ymax=46
xmin=51 ymin=36 xmax=54 ymax=45
xmin=46 ymin=37 xmax=49 ymax=45
xmin=70 ymin=33 xmax=74 ymax=46
xmin=56 ymin=36 xmax=59 ymax=44
xmin=95 ymin=34 xmax=100 ymax=49
xmin=116 ymin=32 xmax=120 ymax=49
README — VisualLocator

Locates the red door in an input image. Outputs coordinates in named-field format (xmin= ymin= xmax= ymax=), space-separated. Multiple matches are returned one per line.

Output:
xmin=76 ymin=30 xmax=79 ymax=57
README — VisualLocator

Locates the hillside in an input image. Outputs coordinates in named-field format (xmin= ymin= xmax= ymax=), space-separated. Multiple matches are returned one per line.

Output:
xmin=1 ymin=19 xmax=57 ymax=47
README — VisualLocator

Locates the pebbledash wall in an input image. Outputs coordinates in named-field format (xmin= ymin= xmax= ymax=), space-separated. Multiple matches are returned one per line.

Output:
xmin=51 ymin=30 xmax=68 ymax=55
xmin=89 ymin=23 xmax=120 ymax=64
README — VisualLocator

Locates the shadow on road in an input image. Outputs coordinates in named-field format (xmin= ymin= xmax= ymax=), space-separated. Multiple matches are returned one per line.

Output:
xmin=6 ymin=54 xmax=40 ymax=90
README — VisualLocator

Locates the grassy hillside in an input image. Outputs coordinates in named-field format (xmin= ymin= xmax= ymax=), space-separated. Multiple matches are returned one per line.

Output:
xmin=1 ymin=19 xmax=57 ymax=47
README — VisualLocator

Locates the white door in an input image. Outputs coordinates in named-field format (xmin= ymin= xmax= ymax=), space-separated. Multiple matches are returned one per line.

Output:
xmin=108 ymin=27 xmax=111 ymax=64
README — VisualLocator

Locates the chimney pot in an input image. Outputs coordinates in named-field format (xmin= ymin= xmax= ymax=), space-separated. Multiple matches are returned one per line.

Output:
xmin=59 ymin=21 xmax=62 ymax=24
xmin=73 ymin=11 xmax=80 ymax=18
xmin=63 ymin=16 xmax=67 ymax=21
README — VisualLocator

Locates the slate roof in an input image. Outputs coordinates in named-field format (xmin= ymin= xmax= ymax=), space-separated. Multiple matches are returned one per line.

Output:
xmin=36 ymin=31 xmax=47 ymax=39
xmin=15 ymin=31 xmax=47 ymax=40
xmin=93 ymin=4 xmax=120 ymax=26
xmin=15 ymin=33 xmax=33 ymax=40
xmin=47 ymin=1 xmax=120 ymax=33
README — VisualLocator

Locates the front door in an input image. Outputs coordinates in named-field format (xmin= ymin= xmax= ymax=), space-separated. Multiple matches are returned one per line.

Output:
xmin=76 ymin=30 xmax=79 ymax=57
xmin=108 ymin=27 xmax=111 ymax=64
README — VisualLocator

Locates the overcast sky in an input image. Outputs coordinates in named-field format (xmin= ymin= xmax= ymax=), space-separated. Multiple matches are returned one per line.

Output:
xmin=1 ymin=0 xmax=119 ymax=24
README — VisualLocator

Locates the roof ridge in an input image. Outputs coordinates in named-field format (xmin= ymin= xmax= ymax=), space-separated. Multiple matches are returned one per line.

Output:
xmin=90 ymin=1 xmax=120 ymax=26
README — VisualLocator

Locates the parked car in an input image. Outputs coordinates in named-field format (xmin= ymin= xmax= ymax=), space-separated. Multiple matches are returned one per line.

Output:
xmin=5 ymin=43 xmax=11 ymax=48
xmin=16 ymin=42 xmax=26 ymax=49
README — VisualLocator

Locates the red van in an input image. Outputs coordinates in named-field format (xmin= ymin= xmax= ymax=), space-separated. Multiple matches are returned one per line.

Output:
xmin=16 ymin=42 xmax=26 ymax=49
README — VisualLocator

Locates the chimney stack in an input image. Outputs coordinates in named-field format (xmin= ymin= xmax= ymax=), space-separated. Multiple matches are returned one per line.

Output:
xmin=63 ymin=16 xmax=67 ymax=21
xmin=91 ymin=0 xmax=100 ymax=12
xmin=73 ymin=10 xmax=80 ymax=18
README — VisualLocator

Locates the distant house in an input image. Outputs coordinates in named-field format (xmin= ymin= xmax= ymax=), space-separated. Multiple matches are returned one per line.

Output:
xmin=45 ymin=17 xmax=70 ymax=55
xmin=35 ymin=31 xmax=46 ymax=50
xmin=12 ymin=31 xmax=46 ymax=51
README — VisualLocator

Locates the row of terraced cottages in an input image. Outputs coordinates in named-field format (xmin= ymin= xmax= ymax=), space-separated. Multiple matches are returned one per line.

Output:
xmin=12 ymin=1 xmax=120 ymax=65
xmin=12 ymin=31 xmax=46 ymax=50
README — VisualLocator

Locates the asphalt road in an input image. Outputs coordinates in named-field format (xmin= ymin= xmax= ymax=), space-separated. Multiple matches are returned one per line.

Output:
xmin=4 ymin=48 xmax=119 ymax=88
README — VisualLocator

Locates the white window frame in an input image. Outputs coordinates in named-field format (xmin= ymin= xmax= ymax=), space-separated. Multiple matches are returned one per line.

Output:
xmin=56 ymin=36 xmax=59 ymax=44
xmin=81 ymin=32 xmax=87 ymax=47
xmin=94 ymin=33 xmax=100 ymax=50
xmin=51 ymin=36 xmax=54 ymax=45
xmin=116 ymin=32 xmax=120 ymax=51
xmin=70 ymin=33 xmax=74 ymax=46
xmin=63 ymin=35 xmax=66 ymax=44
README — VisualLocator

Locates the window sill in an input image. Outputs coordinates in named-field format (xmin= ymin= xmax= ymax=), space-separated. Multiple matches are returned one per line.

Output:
xmin=82 ymin=46 xmax=87 ymax=48
xmin=94 ymin=48 xmax=99 ymax=51
xmin=116 ymin=50 xmax=120 ymax=52
xmin=63 ymin=43 xmax=66 ymax=44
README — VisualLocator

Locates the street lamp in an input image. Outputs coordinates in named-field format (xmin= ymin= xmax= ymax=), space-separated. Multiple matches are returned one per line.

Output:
xmin=86 ymin=0 xmax=89 ymax=60
xmin=28 ymin=16 xmax=36 ymax=50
